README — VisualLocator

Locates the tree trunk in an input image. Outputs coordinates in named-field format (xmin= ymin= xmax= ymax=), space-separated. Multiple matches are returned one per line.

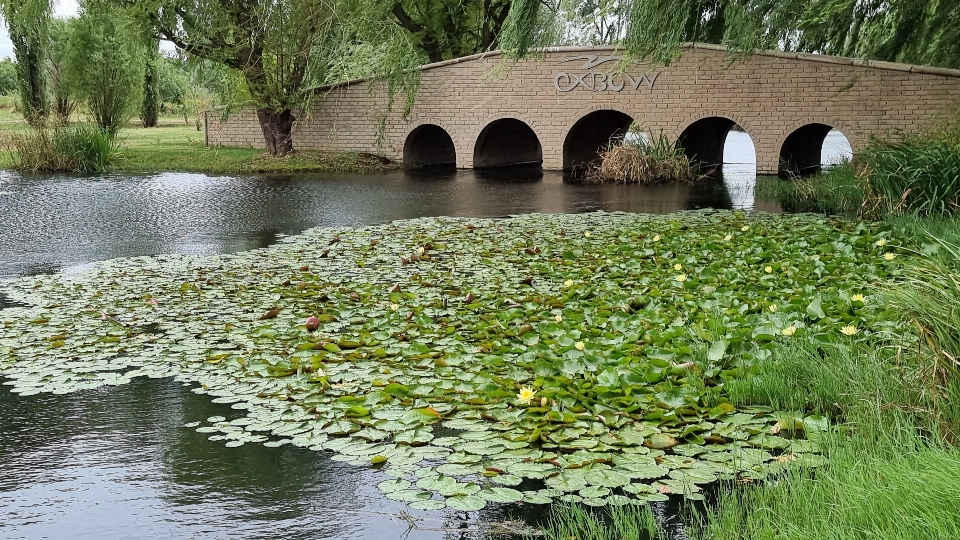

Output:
xmin=256 ymin=108 xmax=296 ymax=157
xmin=257 ymin=109 xmax=296 ymax=157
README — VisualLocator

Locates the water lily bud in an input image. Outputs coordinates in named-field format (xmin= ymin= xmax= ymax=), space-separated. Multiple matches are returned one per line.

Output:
xmin=584 ymin=231 xmax=591 ymax=237
xmin=575 ymin=341 xmax=585 ymax=351
xmin=540 ymin=397 xmax=548 ymax=407
xmin=305 ymin=316 xmax=321 ymax=331
xmin=390 ymin=303 xmax=399 ymax=311
xmin=652 ymin=234 xmax=661 ymax=242
xmin=554 ymin=314 xmax=563 ymax=322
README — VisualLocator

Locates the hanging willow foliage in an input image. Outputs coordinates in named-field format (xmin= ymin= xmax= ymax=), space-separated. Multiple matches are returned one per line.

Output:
xmin=501 ymin=0 xmax=960 ymax=69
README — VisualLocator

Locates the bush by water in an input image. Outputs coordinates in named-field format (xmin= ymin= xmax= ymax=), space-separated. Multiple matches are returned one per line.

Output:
xmin=7 ymin=123 xmax=121 ymax=173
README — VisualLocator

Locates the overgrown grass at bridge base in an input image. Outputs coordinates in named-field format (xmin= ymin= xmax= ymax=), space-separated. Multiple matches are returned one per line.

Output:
xmin=583 ymin=131 xmax=701 ymax=184
xmin=0 ymin=108 xmax=398 ymax=174
xmin=772 ymin=107 xmax=960 ymax=220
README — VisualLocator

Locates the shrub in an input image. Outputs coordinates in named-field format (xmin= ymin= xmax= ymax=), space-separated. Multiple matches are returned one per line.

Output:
xmin=8 ymin=124 xmax=121 ymax=173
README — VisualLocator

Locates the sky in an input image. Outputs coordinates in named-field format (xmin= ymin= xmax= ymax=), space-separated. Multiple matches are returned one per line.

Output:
xmin=0 ymin=0 xmax=79 ymax=59
xmin=0 ymin=0 xmax=175 ymax=59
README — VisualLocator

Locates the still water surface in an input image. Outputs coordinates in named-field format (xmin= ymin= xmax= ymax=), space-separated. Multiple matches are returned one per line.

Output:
xmin=0 ymin=132 xmax=849 ymax=539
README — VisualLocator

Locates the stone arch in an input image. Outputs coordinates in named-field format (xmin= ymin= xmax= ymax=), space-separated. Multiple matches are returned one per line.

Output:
xmin=472 ymin=116 xmax=543 ymax=168
xmin=776 ymin=118 xmax=859 ymax=176
xmin=675 ymin=112 xmax=757 ymax=169
xmin=402 ymin=122 xmax=457 ymax=169
xmin=561 ymin=107 xmax=636 ymax=172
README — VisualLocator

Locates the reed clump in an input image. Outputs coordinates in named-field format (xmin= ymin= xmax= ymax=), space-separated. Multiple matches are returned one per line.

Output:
xmin=584 ymin=132 xmax=701 ymax=184
xmin=7 ymin=123 xmax=121 ymax=173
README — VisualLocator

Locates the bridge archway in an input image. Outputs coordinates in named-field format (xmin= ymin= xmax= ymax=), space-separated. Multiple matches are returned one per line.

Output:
xmin=778 ymin=123 xmax=853 ymax=176
xmin=677 ymin=116 xmax=740 ymax=169
xmin=562 ymin=109 xmax=635 ymax=172
xmin=403 ymin=124 xmax=456 ymax=169
xmin=473 ymin=118 xmax=543 ymax=168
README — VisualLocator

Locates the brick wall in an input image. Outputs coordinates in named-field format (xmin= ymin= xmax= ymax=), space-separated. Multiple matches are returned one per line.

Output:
xmin=205 ymin=44 xmax=960 ymax=174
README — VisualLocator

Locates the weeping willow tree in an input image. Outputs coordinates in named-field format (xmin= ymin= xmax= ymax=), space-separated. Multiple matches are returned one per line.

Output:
xmin=141 ymin=44 xmax=160 ymax=128
xmin=501 ymin=0 xmax=960 ymax=69
xmin=389 ymin=0 xmax=513 ymax=62
xmin=125 ymin=0 xmax=423 ymax=156
xmin=1 ymin=0 xmax=50 ymax=125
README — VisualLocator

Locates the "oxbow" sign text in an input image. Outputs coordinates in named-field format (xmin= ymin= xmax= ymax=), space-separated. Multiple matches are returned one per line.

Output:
xmin=553 ymin=54 xmax=661 ymax=93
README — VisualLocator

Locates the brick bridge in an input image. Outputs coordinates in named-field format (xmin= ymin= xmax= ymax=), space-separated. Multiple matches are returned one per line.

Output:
xmin=205 ymin=44 xmax=960 ymax=175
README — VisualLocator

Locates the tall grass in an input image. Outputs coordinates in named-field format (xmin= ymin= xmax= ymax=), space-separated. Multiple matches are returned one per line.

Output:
xmin=537 ymin=502 xmax=662 ymax=540
xmin=770 ymin=162 xmax=865 ymax=217
xmin=862 ymin=140 xmax=960 ymax=216
xmin=8 ymin=123 xmax=121 ymax=173
xmin=694 ymin=442 xmax=960 ymax=540
xmin=694 ymin=330 xmax=960 ymax=540
xmin=585 ymin=132 xmax=701 ymax=184
xmin=886 ymin=237 xmax=960 ymax=440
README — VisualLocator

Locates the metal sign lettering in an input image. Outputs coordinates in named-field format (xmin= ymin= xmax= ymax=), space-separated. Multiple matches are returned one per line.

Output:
xmin=553 ymin=54 xmax=661 ymax=93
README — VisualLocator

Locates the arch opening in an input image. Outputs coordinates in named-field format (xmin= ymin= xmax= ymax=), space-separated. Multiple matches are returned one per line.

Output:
xmin=677 ymin=117 xmax=738 ymax=169
xmin=403 ymin=124 xmax=456 ymax=169
xmin=473 ymin=118 xmax=543 ymax=168
xmin=563 ymin=110 xmax=635 ymax=173
xmin=779 ymin=124 xmax=852 ymax=177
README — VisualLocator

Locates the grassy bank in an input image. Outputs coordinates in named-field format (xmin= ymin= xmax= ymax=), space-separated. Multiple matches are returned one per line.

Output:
xmin=0 ymin=109 xmax=398 ymax=174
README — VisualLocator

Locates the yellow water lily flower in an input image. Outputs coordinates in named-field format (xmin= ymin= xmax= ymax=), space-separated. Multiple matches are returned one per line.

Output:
xmin=652 ymin=234 xmax=661 ymax=242
xmin=574 ymin=341 xmax=585 ymax=351
xmin=875 ymin=238 xmax=888 ymax=247
xmin=723 ymin=234 xmax=732 ymax=241
xmin=584 ymin=231 xmax=591 ymax=237
xmin=741 ymin=226 xmax=750 ymax=232
xmin=675 ymin=274 xmax=688 ymax=282
xmin=840 ymin=325 xmax=860 ymax=336
xmin=764 ymin=266 xmax=773 ymax=273
xmin=769 ymin=304 xmax=777 ymax=313
xmin=674 ymin=263 xmax=683 ymax=271
xmin=851 ymin=293 xmax=865 ymax=302
xmin=782 ymin=326 xmax=797 ymax=336
xmin=883 ymin=252 xmax=897 ymax=260
xmin=563 ymin=279 xmax=574 ymax=287
xmin=390 ymin=303 xmax=399 ymax=311
xmin=516 ymin=386 xmax=536 ymax=404
xmin=554 ymin=314 xmax=563 ymax=322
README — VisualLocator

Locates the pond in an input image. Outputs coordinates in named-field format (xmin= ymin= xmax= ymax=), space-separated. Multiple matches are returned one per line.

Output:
xmin=0 ymin=132 xmax=849 ymax=539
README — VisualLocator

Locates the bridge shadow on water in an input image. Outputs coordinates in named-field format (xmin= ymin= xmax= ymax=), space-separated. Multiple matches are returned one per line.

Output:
xmin=401 ymin=162 xmax=777 ymax=218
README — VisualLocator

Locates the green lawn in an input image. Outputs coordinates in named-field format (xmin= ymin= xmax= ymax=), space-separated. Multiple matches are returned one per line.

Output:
xmin=0 ymin=107 xmax=398 ymax=174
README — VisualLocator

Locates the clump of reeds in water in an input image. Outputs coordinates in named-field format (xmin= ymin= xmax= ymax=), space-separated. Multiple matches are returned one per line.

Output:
xmin=584 ymin=131 xmax=702 ymax=184
xmin=7 ymin=123 xmax=120 ymax=173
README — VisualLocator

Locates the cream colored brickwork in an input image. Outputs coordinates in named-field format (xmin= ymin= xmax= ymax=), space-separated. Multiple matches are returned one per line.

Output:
xmin=205 ymin=44 xmax=960 ymax=174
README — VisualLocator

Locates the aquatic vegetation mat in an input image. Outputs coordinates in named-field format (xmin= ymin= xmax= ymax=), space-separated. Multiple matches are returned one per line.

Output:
xmin=0 ymin=211 xmax=901 ymax=510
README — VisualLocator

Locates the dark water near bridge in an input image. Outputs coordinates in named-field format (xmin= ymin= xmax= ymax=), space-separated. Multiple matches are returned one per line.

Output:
xmin=0 ymin=132 xmax=849 ymax=539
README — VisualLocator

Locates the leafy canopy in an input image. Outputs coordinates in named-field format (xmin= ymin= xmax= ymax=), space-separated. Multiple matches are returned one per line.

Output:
xmin=501 ymin=0 xmax=960 ymax=68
